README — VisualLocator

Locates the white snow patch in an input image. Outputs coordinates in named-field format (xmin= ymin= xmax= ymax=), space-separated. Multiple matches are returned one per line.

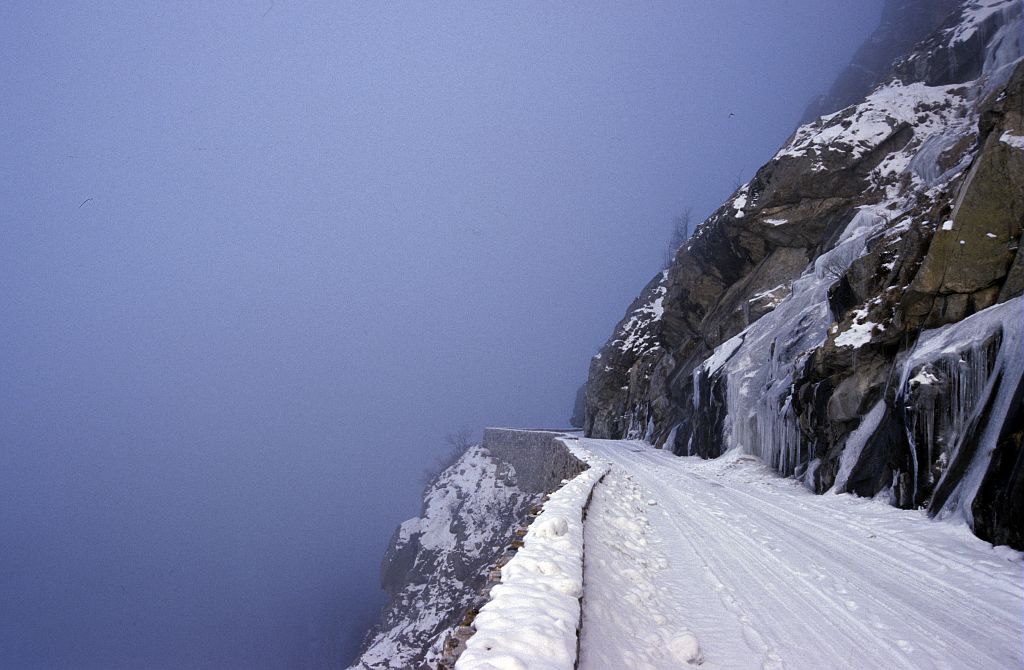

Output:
xmin=1000 ymin=130 xmax=1024 ymax=150
xmin=834 ymin=307 xmax=884 ymax=349
xmin=747 ymin=284 xmax=790 ymax=314
xmin=668 ymin=632 xmax=704 ymax=665
xmin=779 ymin=83 xmax=963 ymax=166
xmin=732 ymin=185 xmax=749 ymax=218
xmin=909 ymin=368 xmax=941 ymax=386
xmin=764 ymin=218 xmax=788 ymax=226
xmin=780 ymin=79 xmax=974 ymax=199
xmin=949 ymin=0 xmax=1018 ymax=45
xmin=416 ymin=446 xmax=516 ymax=554
xmin=942 ymin=220 xmax=955 ymax=231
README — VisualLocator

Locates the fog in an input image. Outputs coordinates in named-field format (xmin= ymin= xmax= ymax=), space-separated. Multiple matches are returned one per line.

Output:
xmin=1 ymin=2 xmax=881 ymax=667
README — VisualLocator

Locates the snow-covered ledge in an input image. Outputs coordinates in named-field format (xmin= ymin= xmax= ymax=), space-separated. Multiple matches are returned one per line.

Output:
xmin=455 ymin=440 xmax=608 ymax=670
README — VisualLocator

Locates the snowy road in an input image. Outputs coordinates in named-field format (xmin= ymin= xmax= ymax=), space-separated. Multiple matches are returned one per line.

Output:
xmin=576 ymin=438 xmax=1024 ymax=670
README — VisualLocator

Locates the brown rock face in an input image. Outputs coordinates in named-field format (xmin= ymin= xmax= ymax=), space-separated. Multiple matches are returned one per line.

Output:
xmin=903 ymin=65 xmax=1024 ymax=328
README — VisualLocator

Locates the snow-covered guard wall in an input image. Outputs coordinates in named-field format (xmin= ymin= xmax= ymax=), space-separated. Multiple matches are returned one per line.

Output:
xmin=456 ymin=435 xmax=607 ymax=670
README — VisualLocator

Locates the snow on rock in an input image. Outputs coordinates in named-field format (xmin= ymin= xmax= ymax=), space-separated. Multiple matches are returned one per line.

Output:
xmin=731 ymin=185 xmax=749 ymax=218
xmin=773 ymin=66 xmax=986 ymax=201
xmin=777 ymin=81 xmax=967 ymax=178
xmin=909 ymin=367 xmax=941 ymax=386
xmin=455 ymin=449 xmax=610 ymax=670
xmin=834 ymin=306 xmax=885 ymax=349
xmin=1000 ymin=130 xmax=1024 ymax=150
xmin=701 ymin=332 xmax=744 ymax=376
xmin=413 ymin=447 xmax=519 ymax=556
xmin=948 ymin=0 xmax=1019 ymax=46
xmin=351 ymin=446 xmax=538 ymax=670
xmin=612 ymin=270 xmax=669 ymax=355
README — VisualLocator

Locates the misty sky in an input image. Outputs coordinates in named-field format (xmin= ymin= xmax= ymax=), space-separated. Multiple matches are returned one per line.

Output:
xmin=1 ymin=2 xmax=882 ymax=668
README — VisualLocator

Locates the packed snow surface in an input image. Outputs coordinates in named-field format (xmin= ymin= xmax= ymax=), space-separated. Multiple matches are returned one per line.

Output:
xmin=577 ymin=438 xmax=1023 ymax=670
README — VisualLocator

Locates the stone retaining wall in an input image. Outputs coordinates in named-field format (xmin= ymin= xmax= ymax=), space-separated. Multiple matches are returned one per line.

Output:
xmin=481 ymin=428 xmax=589 ymax=494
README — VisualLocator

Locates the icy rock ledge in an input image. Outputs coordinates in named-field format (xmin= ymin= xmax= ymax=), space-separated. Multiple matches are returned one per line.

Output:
xmin=455 ymin=441 xmax=609 ymax=670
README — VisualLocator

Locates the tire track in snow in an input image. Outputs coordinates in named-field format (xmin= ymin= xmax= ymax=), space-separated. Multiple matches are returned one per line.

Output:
xmin=642 ymin=464 xmax=918 ymax=669
xmin=578 ymin=439 xmax=1024 ymax=669
xmin=578 ymin=468 xmax=709 ymax=669
xmin=642 ymin=448 xmax=1017 ymax=667
xmin=686 ymin=466 xmax=1018 ymax=641
xmin=702 ymin=467 xmax=1023 ymax=607
xmin=682 ymin=485 xmax=959 ymax=667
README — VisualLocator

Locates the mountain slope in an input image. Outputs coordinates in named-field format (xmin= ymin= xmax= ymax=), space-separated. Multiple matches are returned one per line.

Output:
xmin=585 ymin=0 xmax=1024 ymax=548
xmin=350 ymin=445 xmax=535 ymax=669
xmin=349 ymin=431 xmax=589 ymax=669
xmin=353 ymin=4 xmax=1024 ymax=667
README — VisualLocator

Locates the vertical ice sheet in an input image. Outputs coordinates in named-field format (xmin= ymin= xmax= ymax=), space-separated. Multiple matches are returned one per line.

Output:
xmin=893 ymin=295 xmax=1024 ymax=522
xmin=833 ymin=399 xmax=887 ymax=493
xmin=716 ymin=206 xmax=889 ymax=475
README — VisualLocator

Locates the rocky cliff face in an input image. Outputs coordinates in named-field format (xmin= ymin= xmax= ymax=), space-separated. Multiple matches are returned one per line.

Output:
xmin=349 ymin=431 xmax=587 ymax=669
xmin=586 ymin=0 xmax=1024 ymax=549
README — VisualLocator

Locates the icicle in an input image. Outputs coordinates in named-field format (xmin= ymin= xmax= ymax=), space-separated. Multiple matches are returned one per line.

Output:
xmin=664 ymin=423 xmax=679 ymax=452
xmin=978 ymin=1 xmax=1024 ymax=97
xmin=718 ymin=206 xmax=888 ymax=476
xmin=692 ymin=367 xmax=701 ymax=413
xmin=893 ymin=295 xmax=1024 ymax=523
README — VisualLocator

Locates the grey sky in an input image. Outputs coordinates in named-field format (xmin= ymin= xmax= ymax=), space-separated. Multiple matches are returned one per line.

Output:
xmin=1 ymin=2 xmax=882 ymax=667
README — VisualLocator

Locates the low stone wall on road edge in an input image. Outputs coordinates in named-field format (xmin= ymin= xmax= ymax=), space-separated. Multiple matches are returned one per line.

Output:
xmin=481 ymin=428 xmax=589 ymax=494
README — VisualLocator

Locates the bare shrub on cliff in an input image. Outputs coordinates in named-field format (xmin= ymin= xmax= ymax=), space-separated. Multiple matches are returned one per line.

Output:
xmin=664 ymin=207 xmax=693 ymax=267
xmin=420 ymin=427 xmax=477 ymax=487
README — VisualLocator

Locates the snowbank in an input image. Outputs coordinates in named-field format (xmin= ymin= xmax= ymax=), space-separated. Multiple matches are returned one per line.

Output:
xmin=455 ymin=443 xmax=609 ymax=670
